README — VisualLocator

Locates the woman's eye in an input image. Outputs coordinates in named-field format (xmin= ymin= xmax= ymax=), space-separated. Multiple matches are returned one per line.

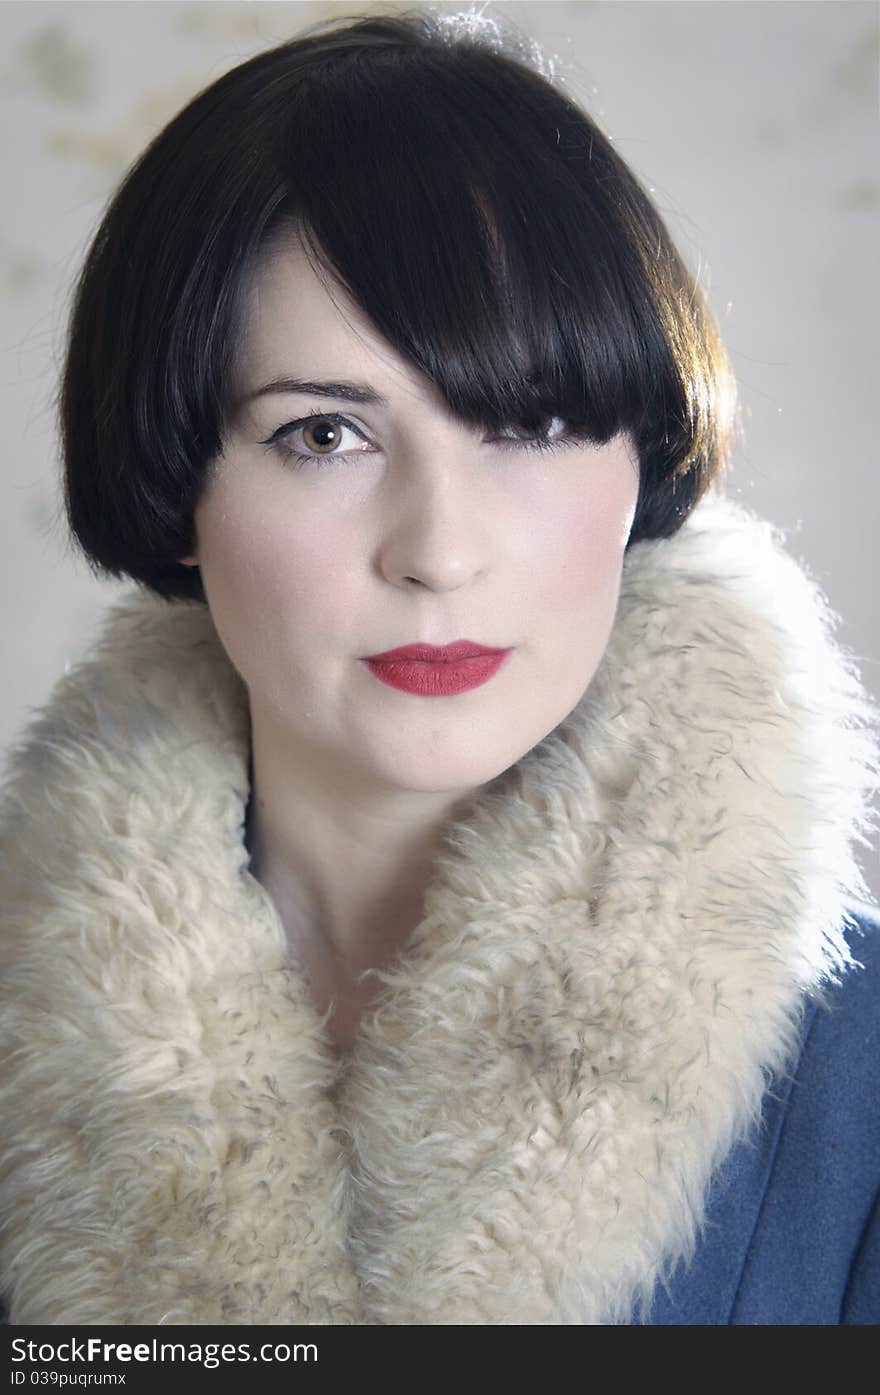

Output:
xmin=494 ymin=416 xmax=572 ymax=452
xmin=261 ymin=410 xmax=577 ymax=468
xmin=261 ymin=412 xmax=372 ymax=465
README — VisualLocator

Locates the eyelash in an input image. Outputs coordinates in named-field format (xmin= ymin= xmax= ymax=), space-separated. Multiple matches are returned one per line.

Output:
xmin=259 ymin=409 xmax=579 ymax=468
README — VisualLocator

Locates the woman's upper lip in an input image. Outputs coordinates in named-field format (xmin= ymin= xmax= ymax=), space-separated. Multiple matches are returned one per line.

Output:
xmin=365 ymin=641 xmax=511 ymax=662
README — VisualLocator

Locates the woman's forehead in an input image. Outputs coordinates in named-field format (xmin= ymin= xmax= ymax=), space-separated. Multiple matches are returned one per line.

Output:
xmin=237 ymin=244 xmax=449 ymax=416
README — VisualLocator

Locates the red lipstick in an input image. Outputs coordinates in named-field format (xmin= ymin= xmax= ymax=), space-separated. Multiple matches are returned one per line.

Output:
xmin=362 ymin=641 xmax=513 ymax=697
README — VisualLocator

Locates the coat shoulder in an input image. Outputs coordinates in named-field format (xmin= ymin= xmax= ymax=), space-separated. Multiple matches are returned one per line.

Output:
xmin=642 ymin=901 xmax=880 ymax=1325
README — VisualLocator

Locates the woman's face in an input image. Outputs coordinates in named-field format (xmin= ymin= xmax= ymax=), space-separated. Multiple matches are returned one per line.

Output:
xmin=182 ymin=243 xmax=640 ymax=797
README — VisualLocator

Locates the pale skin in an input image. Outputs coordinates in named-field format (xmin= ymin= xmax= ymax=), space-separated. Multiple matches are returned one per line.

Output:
xmin=180 ymin=241 xmax=640 ymax=1054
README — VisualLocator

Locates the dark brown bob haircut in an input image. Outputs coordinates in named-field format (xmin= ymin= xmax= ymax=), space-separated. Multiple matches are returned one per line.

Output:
xmin=61 ymin=6 xmax=737 ymax=604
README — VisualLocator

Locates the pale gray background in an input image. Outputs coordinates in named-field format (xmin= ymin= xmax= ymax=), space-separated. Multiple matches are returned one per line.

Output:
xmin=2 ymin=0 xmax=878 ymax=899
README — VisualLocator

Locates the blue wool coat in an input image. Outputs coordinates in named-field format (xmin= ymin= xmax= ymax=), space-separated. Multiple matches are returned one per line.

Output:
xmin=641 ymin=901 xmax=880 ymax=1325
xmin=2 ymin=903 xmax=875 ymax=1329
xmin=1 ymin=908 xmax=875 ymax=1329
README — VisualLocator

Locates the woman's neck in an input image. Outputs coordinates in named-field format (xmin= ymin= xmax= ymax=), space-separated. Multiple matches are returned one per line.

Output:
xmin=242 ymin=720 xmax=469 ymax=1049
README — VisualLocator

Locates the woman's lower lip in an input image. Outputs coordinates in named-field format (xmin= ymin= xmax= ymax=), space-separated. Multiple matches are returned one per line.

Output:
xmin=362 ymin=650 xmax=512 ymax=696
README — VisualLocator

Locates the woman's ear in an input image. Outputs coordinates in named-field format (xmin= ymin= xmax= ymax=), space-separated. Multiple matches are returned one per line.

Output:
xmin=179 ymin=555 xmax=199 ymax=567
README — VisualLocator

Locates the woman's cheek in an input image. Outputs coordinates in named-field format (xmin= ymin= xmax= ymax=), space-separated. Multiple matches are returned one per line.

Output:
xmin=544 ymin=495 xmax=631 ymax=606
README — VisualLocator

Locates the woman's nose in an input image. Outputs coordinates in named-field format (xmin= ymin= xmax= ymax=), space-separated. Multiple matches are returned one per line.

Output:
xmin=375 ymin=457 xmax=491 ymax=592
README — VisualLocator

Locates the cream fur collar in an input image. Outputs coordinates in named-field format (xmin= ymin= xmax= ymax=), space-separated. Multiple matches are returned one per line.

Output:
xmin=0 ymin=492 xmax=876 ymax=1325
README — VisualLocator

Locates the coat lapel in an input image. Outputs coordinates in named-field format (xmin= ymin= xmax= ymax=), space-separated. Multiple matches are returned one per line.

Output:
xmin=1 ymin=493 xmax=876 ymax=1323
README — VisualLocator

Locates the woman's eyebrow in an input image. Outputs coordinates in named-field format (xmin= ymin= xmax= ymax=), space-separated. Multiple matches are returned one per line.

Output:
xmin=239 ymin=377 xmax=389 ymax=408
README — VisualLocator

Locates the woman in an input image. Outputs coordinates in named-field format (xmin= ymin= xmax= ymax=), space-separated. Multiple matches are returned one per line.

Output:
xmin=0 ymin=8 xmax=877 ymax=1325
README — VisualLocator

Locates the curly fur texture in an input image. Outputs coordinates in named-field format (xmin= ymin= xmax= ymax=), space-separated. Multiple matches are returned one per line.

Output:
xmin=0 ymin=492 xmax=877 ymax=1324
